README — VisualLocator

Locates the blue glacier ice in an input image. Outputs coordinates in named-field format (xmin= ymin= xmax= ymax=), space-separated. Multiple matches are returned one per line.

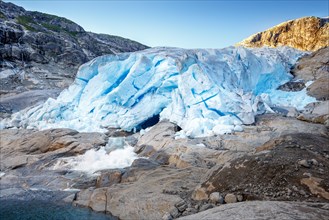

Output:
xmin=6 ymin=46 xmax=316 ymax=137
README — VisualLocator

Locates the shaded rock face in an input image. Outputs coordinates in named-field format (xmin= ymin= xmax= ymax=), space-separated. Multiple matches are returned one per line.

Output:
xmin=237 ymin=16 xmax=329 ymax=51
xmin=0 ymin=1 xmax=148 ymax=109
xmin=290 ymin=47 xmax=329 ymax=101
xmin=277 ymin=81 xmax=305 ymax=92
xmin=0 ymin=89 xmax=61 ymax=114
xmin=307 ymin=77 xmax=329 ymax=101
xmin=292 ymin=47 xmax=329 ymax=81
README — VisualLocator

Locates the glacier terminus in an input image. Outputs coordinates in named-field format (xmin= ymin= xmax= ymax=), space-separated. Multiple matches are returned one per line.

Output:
xmin=3 ymin=46 xmax=316 ymax=137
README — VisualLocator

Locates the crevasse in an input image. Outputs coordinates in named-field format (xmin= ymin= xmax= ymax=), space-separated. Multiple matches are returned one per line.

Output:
xmin=7 ymin=46 xmax=316 ymax=137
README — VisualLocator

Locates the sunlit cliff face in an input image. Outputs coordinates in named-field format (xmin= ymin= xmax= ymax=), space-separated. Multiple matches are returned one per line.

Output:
xmin=237 ymin=16 xmax=329 ymax=52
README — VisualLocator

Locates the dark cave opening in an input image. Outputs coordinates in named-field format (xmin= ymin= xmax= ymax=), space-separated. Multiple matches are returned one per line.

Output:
xmin=135 ymin=115 xmax=182 ymax=132
xmin=138 ymin=114 xmax=160 ymax=130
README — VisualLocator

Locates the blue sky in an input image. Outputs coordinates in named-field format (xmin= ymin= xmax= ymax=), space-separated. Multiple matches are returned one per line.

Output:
xmin=5 ymin=0 xmax=329 ymax=49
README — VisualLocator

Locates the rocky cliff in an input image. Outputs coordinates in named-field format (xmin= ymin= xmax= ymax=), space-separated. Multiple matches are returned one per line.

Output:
xmin=292 ymin=47 xmax=329 ymax=100
xmin=236 ymin=16 xmax=329 ymax=51
xmin=0 ymin=1 xmax=148 ymax=114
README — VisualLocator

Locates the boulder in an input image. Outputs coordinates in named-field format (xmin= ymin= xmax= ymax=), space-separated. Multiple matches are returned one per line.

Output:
xmin=209 ymin=192 xmax=223 ymax=204
xmin=307 ymin=76 xmax=329 ymax=100
xmin=224 ymin=194 xmax=237 ymax=203
xmin=96 ymin=169 xmax=123 ymax=188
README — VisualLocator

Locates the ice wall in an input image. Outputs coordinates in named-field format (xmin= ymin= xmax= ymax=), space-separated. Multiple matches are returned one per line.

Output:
xmin=6 ymin=47 xmax=315 ymax=137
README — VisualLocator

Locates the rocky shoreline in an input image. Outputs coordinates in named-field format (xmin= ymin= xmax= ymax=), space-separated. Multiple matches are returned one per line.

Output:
xmin=1 ymin=113 xmax=328 ymax=219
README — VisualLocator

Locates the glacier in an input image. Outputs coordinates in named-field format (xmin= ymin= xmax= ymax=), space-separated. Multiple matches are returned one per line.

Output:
xmin=4 ymin=46 xmax=316 ymax=137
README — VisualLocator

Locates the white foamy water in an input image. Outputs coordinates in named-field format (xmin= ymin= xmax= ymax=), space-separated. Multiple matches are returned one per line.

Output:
xmin=73 ymin=146 xmax=137 ymax=173
xmin=53 ymin=145 xmax=137 ymax=174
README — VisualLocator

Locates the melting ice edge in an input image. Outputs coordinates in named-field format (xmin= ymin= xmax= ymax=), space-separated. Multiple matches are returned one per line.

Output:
xmin=4 ymin=46 xmax=316 ymax=137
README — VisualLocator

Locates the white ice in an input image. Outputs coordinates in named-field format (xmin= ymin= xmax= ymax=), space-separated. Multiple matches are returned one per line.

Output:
xmin=3 ymin=46 xmax=316 ymax=137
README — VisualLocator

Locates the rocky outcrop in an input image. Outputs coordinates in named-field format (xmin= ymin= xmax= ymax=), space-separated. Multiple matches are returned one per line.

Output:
xmin=298 ymin=101 xmax=329 ymax=127
xmin=276 ymin=47 xmax=329 ymax=127
xmin=290 ymin=47 xmax=329 ymax=101
xmin=273 ymin=47 xmax=329 ymax=127
xmin=0 ymin=1 xmax=148 ymax=113
xmin=1 ymin=115 xmax=328 ymax=219
xmin=136 ymin=116 xmax=327 ymax=170
xmin=178 ymin=201 xmax=329 ymax=220
xmin=0 ymin=127 xmax=206 ymax=219
xmin=72 ymin=116 xmax=328 ymax=219
xmin=236 ymin=16 xmax=329 ymax=51
xmin=74 ymin=166 xmax=205 ymax=219
xmin=0 ymin=128 xmax=108 ymax=170
xmin=0 ymin=127 xmax=112 ymax=217
xmin=291 ymin=47 xmax=329 ymax=81
xmin=193 ymin=132 xmax=329 ymax=203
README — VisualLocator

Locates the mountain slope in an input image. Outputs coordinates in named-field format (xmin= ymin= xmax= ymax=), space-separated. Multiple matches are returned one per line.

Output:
xmin=0 ymin=1 xmax=148 ymax=95
xmin=236 ymin=16 xmax=329 ymax=51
